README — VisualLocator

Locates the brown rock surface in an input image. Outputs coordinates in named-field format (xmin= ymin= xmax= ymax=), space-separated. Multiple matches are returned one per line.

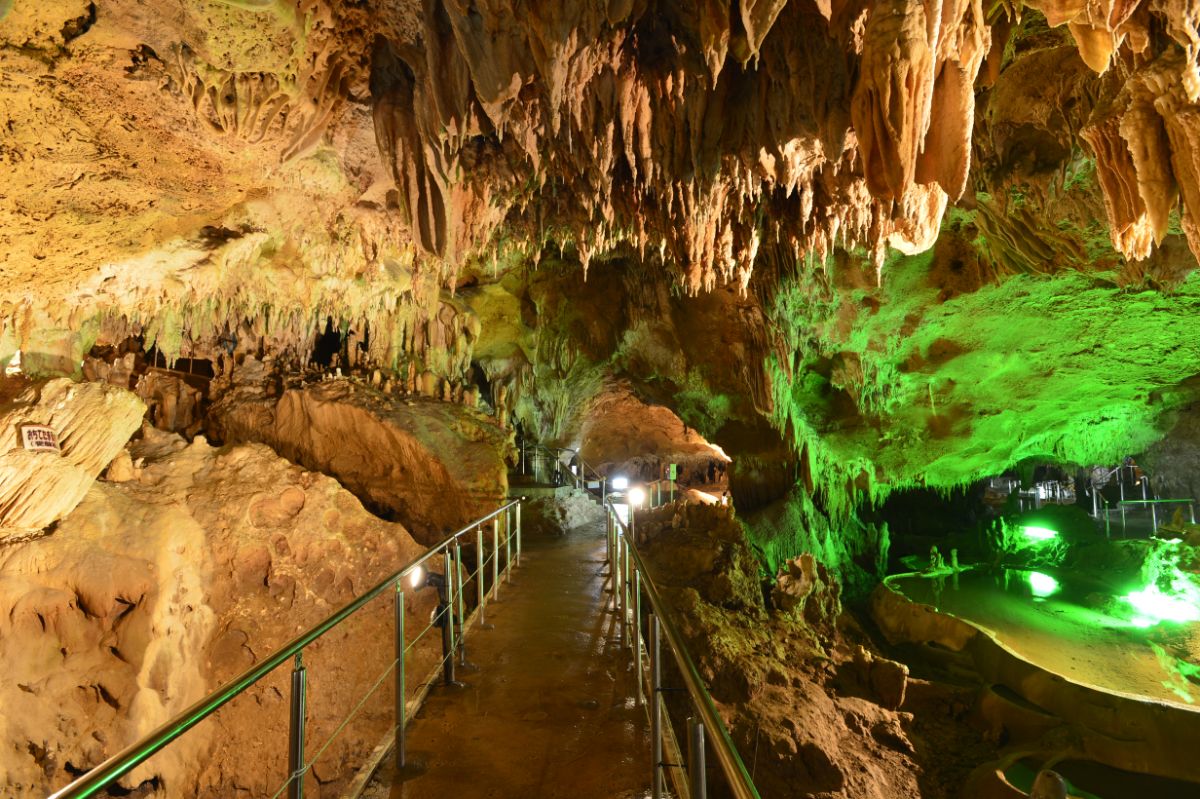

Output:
xmin=577 ymin=386 xmax=730 ymax=484
xmin=208 ymin=373 xmax=511 ymax=542
xmin=0 ymin=378 xmax=145 ymax=541
xmin=637 ymin=501 xmax=943 ymax=799
xmin=0 ymin=431 xmax=434 ymax=798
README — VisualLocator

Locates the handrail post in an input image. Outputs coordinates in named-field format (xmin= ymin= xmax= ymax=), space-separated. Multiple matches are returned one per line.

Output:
xmin=619 ymin=534 xmax=628 ymax=646
xmin=624 ymin=539 xmax=633 ymax=650
xmin=492 ymin=519 xmax=500 ymax=601
xmin=606 ymin=510 xmax=614 ymax=587
xmin=614 ymin=531 xmax=623 ymax=615
xmin=515 ymin=501 xmax=522 ymax=567
xmin=650 ymin=615 xmax=663 ymax=799
xmin=635 ymin=567 xmax=643 ymax=706
xmin=476 ymin=526 xmax=487 ymax=626
xmin=444 ymin=549 xmax=457 ymax=685
xmin=455 ymin=538 xmax=467 ymax=666
xmin=505 ymin=511 xmax=513 ymax=583
xmin=287 ymin=652 xmax=307 ymax=799
xmin=394 ymin=586 xmax=407 ymax=770
xmin=688 ymin=715 xmax=707 ymax=799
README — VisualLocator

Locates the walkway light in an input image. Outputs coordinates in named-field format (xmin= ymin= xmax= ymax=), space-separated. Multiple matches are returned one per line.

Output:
xmin=628 ymin=486 xmax=646 ymax=508
xmin=611 ymin=476 xmax=629 ymax=491
xmin=408 ymin=566 xmax=424 ymax=590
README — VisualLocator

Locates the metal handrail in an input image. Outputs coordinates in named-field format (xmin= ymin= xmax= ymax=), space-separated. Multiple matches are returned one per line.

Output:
xmin=520 ymin=441 xmax=608 ymax=499
xmin=48 ymin=498 xmax=524 ymax=799
xmin=606 ymin=498 xmax=761 ymax=799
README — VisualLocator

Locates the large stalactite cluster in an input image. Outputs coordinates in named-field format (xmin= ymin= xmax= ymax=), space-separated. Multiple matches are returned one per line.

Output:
xmin=2 ymin=0 xmax=1199 ymax=394
xmin=372 ymin=0 xmax=998 ymax=291
xmin=366 ymin=0 xmax=1200 ymax=294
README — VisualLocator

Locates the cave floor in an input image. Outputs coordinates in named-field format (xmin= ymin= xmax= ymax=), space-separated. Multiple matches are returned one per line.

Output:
xmin=362 ymin=519 xmax=652 ymax=799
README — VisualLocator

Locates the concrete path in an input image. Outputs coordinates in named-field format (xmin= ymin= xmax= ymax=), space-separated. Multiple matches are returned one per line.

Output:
xmin=363 ymin=518 xmax=651 ymax=799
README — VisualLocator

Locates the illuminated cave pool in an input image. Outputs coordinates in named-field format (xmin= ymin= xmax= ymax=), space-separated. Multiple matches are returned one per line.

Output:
xmin=884 ymin=567 xmax=1200 ymax=709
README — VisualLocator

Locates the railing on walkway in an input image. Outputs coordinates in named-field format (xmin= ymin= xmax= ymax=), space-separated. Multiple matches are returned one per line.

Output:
xmin=604 ymin=493 xmax=761 ymax=799
xmin=47 ymin=499 xmax=525 ymax=799
xmin=1109 ymin=497 xmax=1197 ymax=535
xmin=519 ymin=440 xmax=609 ymax=503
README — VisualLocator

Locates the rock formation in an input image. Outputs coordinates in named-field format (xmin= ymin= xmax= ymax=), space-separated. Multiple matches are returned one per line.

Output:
xmin=0 ymin=430 xmax=435 ymax=798
xmin=0 ymin=379 xmax=145 ymax=541
xmin=207 ymin=368 xmax=510 ymax=541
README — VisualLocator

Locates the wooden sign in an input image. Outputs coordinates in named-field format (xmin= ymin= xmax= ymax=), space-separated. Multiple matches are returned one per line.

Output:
xmin=20 ymin=425 xmax=60 ymax=452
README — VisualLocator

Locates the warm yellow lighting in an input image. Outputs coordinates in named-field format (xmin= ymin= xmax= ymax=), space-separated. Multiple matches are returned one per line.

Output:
xmin=628 ymin=486 xmax=646 ymax=507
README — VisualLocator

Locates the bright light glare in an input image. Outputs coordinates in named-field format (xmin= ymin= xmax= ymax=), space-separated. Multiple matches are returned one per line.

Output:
xmin=628 ymin=486 xmax=646 ymax=507
xmin=1123 ymin=585 xmax=1200 ymax=624
xmin=611 ymin=476 xmax=629 ymax=491
xmin=1027 ymin=571 xmax=1059 ymax=598
xmin=1022 ymin=525 xmax=1058 ymax=541
xmin=408 ymin=566 xmax=424 ymax=589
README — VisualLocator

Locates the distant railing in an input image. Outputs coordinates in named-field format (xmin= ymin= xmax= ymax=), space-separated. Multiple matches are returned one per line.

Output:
xmin=605 ymin=494 xmax=761 ymax=799
xmin=48 ymin=499 xmax=525 ymax=799
xmin=1111 ymin=497 xmax=1197 ymax=534
xmin=518 ymin=441 xmax=610 ymax=503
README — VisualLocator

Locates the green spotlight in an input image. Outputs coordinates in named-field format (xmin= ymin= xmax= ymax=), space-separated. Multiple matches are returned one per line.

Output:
xmin=1021 ymin=525 xmax=1058 ymax=541
xmin=1027 ymin=571 xmax=1060 ymax=598
xmin=1123 ymin=585 xmax=1200 ymax=624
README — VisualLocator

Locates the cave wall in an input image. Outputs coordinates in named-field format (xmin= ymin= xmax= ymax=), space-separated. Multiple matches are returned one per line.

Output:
xmin=0 ymin=430 xmax=436 ymax=798
xmin=207 ymin=366 xmax=511 ymax=543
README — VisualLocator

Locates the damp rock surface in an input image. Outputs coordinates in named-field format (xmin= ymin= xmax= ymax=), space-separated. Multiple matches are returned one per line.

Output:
xmin=0 ymin=431 xmax=435 ymax=798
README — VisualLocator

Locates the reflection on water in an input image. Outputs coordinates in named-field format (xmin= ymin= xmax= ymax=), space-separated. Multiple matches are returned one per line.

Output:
xmin=886 ymin=567 xmax=1200 ymax=707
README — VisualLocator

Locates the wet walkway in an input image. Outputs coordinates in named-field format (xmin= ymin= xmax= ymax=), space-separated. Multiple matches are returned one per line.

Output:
xmin=363 ymin=518 xmax=651 ymax=799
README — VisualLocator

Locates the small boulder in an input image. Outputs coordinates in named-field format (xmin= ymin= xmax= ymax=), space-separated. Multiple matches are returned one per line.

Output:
xmin=869 ymin=655 xmax=909 ymax=710
xmin=1031 ymin=770 xmax=1068 ymax=799
xmin=104 ymin=450 xmax=137 ymax=483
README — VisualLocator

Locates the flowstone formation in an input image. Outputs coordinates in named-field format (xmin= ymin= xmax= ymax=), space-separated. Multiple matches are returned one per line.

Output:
xmin=636 ymin=501 xmax=948 ymax=799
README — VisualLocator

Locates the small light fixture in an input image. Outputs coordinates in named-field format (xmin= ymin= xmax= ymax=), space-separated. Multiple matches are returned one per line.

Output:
xmin=408 ymin=566 xmax=425 ymax=589
xmin=611 ymin=476 xmax=629 ymax=491
xmin=628 ymin=486 xmax=646 ymax=508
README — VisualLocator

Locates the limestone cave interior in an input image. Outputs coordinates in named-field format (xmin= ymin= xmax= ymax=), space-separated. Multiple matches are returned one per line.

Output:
xmin=2 ymin=1 xmax=1200 ymax=797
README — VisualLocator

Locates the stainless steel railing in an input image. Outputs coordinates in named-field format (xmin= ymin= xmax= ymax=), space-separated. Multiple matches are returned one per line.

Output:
xmin=1112 ymin=497 xmax=1197 ymax=535
xmin=47 ymin=498 xmax=525 ymax=799
xmin=604 ymin=495 xmax=761 ymax=799
xmin=518 ymin=441 xmax=610 ymax=503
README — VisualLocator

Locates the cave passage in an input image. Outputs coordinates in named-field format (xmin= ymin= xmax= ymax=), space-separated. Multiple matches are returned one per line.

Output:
xmin=7 ymin=0 xmax=1200 ymax=797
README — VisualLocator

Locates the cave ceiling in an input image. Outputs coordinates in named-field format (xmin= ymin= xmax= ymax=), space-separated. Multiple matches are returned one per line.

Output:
xmin=3 ymin=0 xmax=1200 ymax=497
